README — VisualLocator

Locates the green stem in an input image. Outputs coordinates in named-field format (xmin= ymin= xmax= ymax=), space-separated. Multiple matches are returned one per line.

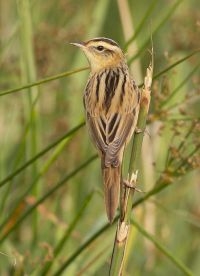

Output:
xmin=53 ymin=222 xmax=112 ymax=276
xmin=0 ymin=67 xmax=89 ymax=97
xmin=0 ymin=123 xmax=85 ymax=232
xmin=41 ymin=192 xmax=94 ymax=276
xmin=125 ymin=0 xmax=158 ymax=49
xmin=0 ymin=155 xmax=97 ymax=243
xmin=128 ymin=0 xmax=182 ymax=64
xmin=0 ymin=122 xmax=84 ymax=188
xmin=160 ymin=63 xmax=200 ymax=108
xmin=131 ymin=218 xmax=194 ymax=276
xmin=153 ymin=49 xmax=200 ymax=80
xmin=110 ymin=63 xmax=153 ymax=275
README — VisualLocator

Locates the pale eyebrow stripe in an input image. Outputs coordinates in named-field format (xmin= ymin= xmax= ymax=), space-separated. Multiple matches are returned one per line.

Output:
xmin=86 ymin=37 xmax=119 ymax=47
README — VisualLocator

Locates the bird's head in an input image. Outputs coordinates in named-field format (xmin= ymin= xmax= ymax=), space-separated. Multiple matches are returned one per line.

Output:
xmin=70 ymin=37 xmax=126 ymax=72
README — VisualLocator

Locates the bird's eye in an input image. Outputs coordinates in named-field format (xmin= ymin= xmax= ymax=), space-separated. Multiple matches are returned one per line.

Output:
xmin=96 ymin=46 xmax=104 ymax=51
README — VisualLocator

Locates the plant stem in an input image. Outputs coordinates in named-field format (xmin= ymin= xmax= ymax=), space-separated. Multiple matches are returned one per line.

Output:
xmin=110 ymin=59 xmax=153 ymax=275
xmin=0 ymin=67 xmax=89 ymax=97
xmin=131 ymin=218 xmax=194 ymax=276
xmin=17 ymin=0 xmax=40 ymax=243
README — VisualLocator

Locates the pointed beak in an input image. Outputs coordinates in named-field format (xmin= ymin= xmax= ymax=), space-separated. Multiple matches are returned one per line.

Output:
xmin=70 ymin=42 xmax=86 ymax=48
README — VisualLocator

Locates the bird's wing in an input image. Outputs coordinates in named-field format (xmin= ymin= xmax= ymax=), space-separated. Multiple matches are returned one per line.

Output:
xmin=86 ymin=110 xmax=138 ymax=167
xmin=86 ymin=112 xmax=108 ymax=154
xmin=105 ymin=112 xmax=136 ymax=166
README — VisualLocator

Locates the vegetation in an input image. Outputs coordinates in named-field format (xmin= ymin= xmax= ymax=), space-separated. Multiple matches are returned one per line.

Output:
xmin=0 ymin=0 xmax=199 ymax=275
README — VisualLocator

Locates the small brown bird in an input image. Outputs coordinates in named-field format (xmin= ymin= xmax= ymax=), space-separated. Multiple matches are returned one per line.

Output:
xmin=71 ymin=37 xmax=140 ymax=222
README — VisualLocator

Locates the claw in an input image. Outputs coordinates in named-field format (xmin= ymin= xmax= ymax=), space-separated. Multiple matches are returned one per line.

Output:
xmin=135 ymin=127 xmax=143 ymax=134
xmin=122 ymin=171 xmax=144 ymax=192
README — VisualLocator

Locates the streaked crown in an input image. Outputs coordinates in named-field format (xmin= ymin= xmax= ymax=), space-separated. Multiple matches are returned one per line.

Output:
xmin=70 ymin=37 xmax=126 ymax=72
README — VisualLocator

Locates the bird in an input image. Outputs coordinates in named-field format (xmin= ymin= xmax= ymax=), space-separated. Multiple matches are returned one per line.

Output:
xmin=70 ymin=37 xmax=140 ymax=223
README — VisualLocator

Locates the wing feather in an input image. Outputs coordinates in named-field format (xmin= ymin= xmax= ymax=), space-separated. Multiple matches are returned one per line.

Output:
xmin=86 ymin=113 xmax=107 ymax=153
xmin=86 ymin=110 xmax=138 ymax=167
xmin=105 ymin=113 xmax=136 ymax=166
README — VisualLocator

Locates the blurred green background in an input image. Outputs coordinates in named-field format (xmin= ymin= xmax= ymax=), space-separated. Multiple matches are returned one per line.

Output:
xmin=0 ymin=0 xmax=199 ymax=275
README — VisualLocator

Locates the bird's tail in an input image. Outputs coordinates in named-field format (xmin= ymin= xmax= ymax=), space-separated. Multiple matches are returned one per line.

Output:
xmin=102 ymin=164 xmax=121 ymax=223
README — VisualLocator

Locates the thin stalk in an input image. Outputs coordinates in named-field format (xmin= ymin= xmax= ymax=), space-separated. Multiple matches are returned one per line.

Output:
xmin=117 ymin=0 xmax=142 ymax=82
xmin=0 ymin=120 xmax=30 ymax=213
xmin=0 ymin=67 xmax=89 ymax=97
xmin=17 ymin=0 xmax=40 ymax=242
xmin=132 ymin=178 xmax=170 ymax=209
xmin=0 ymin=122 xmax=85 ymax=188
xmin=175 ymin=144 xmax=200 ymax=172
xmin=128 ymin=0 xmax=182 ymax=64
xmin=153 ymin=49 xmax=200 ymax=80
xmin=109 ymin=61 xmax=153 ymax=275
xmin=131 ymin=219 xmax=193 ymax=276
xmin=160 ymin=63 xmax=200 ymax=108
xmin=168 ymin=121 xmax=197 ymax=167
xmin=0 ymin=102 xmax=44 ymax=215
xmin=0 ymin=123 xmax=85 ymax=233
xmin=136 ymin=48 xmax=200 ymax=89
xmin=41 ymin=192 xmax=94 ymax=276
xmin=53 ymin=222 xmax=112 ymax=276
xmin=0 ymin=155 xmax=97 ymax=243
xmin=125 ymin=0 xmax=158 ymax=48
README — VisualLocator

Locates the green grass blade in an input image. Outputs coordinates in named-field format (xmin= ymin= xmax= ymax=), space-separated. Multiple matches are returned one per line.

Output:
xmin=0 ymin=67 xmax=89 ymax=97
xmin=137 ymin=49 xmax=200 ymax=88
xmin=41 ymin=191 xmax=94 ymax=276
xmin=0 ymin=155 xmax=97 ymax=243
xmin=53 ymin=222 xmax=111 ymax=276
xmin=17 ymin=0 xmax=40 ymax=242
xmin=0 ymin=122 xmax=84 ymax=188
xmin=125 ymin=0 xmax=158 ymax=48
xmin=0 ymin=125 xmax=83 ymax=232
xmin=131 ymin=218 xmax=194 ymax=276
xmin=154 ymin=49 xmax=200 ymax=80
xmin=160 ymin=62 xmax=200 ymax=108
xmin=128 ymin=0 xmax=183 ymax=64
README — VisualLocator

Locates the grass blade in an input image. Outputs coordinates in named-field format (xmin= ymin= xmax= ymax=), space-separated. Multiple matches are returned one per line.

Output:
xmin=0 ymin=155 xmax=97 ymax=243
xmin=131 ymin=218 xmax=194 ymax=276
xmin=0 ymin=67 xmax=89 ymax=97
xmin=0 ymin=122 xmax=84 ymax=188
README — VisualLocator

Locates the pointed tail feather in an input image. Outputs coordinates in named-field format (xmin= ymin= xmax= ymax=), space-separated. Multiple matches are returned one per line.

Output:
xmin=102 ymin=165 xmax=121 ymax=223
